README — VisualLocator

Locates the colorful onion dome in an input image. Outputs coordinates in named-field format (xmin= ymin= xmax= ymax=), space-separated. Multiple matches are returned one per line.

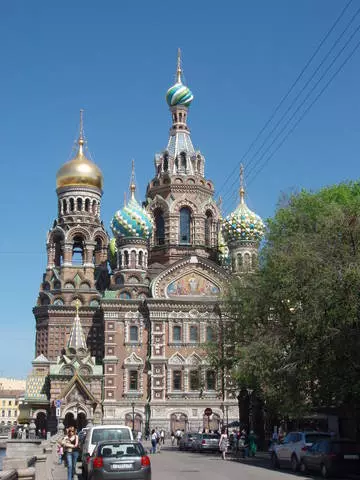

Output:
xmin=111 ymin=184 xmax=153 ymax=239
xmin=222 ymin=168 xmax=265 ymax=242
xmin=56 ymin=111 xmax=103 ymax=190
xmin=166 ymin=82 xmax=194 ymax=107
xmin=166 ymin=48 xmax=194 ymax=107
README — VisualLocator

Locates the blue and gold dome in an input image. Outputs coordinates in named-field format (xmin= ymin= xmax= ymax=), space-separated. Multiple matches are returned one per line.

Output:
xmin=111 ymin=184 xmax=153 ymax=240
xmin=222 ymin=168 xmax=265 ymax=243
xmin=166 ymin=49 xmax=194 ymax=107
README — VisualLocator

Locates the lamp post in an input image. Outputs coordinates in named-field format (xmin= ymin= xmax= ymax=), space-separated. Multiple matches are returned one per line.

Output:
xmin=131 ymin=402 xmax=135 ymax=434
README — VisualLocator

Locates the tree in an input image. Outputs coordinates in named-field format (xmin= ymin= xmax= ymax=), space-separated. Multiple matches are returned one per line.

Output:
xmin=220 ymin=182 xmax=360 ymax=422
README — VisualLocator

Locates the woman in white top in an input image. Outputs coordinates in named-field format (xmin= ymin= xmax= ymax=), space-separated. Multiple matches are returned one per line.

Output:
xmin=218 ymin=427 xmax=228 ymax=460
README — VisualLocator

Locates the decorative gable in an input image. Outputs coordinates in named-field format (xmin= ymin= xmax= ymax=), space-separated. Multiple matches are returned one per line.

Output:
xmin=124 ymin=352 xmax=143 ymax=366
xmin=168 ymin=352 xmax=185 ymax=365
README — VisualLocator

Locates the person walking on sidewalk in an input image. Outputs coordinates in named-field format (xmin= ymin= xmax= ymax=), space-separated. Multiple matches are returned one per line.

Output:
xmin=151 ymin=429 xmax=157 ymax=454
xmin=61 ymin=426 xmax=79 ymax=480
xmin=219 ymin=427 xmax=228 ymax=460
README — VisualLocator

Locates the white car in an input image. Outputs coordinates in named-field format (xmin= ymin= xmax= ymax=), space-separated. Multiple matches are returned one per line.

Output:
xmin=81 ymin=424 xmax=133 ymax=479
xmin=271 ymin=431 xmax=332 ymax=471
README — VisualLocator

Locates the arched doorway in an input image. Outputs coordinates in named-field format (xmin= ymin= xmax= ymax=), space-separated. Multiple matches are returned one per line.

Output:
xmin=203 ymin=413 xmax=220 ymax=433
xmin=125 ymin=413 xmax=143 ymax=433
xmin=64 ymin=412 xmax=75 ymax=429
xmin=170 ymin=413 xmax=188 ymax=433
xmin=35 ymin=412 xmax=47 ymax=437
xmin=77 ymin=412 xmax=87 ymax=431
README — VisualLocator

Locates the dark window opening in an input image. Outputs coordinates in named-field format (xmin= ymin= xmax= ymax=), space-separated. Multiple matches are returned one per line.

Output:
xmin=189 ymin=325 xmax=198 ymax=342
xmin=206 ymin=327 xmax=214 ymax=342
xmin=205 ymin=211 xmax=213 ymax=246
xmin=163 ymin=154 xmax=169 ymax=172
xmin=69 ymin=198 xmax=75 ymax=212
xmin=130 ymin=326 xmax=138 ymax=342
xmin=179 ymin=207 xmax=191 ymax=244
xmin=154 ymin=210 xmax=165 ymax=246
xmin=206 ymin=371 xmax=216 ymax=390
xmin=190 ymin=370 xmax=200 ymax=391
xmin=77 ymin=198 xmax=82 ymax=211
xmin=85 ymin=198 xmax=90 ymax=212
xmin=129 ymin=370 xmax=138 ymax=391
xmin=173 ymin=326 xmax=181 ymax=342
xmin=173 ymin=371 xmax=182 ymax=391
xmin=72 ymin=236 xmax=84 ymax=265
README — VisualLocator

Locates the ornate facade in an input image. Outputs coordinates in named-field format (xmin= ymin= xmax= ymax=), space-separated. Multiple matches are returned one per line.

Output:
xmin=26 ymin=51 xmax=265 ymax=434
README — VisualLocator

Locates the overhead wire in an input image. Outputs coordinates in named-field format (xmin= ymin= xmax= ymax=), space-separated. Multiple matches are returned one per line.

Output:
xmin=216 ymin=0 xmax=353 ymax=199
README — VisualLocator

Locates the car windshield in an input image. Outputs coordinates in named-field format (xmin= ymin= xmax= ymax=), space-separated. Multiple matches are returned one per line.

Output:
xmin=91 ymin=429 xmax=131 ymax=444
xmin=331 ymin=441 xmax=360 ymax=454
xmin=99 ymin=443 xmax=144 ymax=458
xmin=305 ymin=433 xmax=331 ymax=444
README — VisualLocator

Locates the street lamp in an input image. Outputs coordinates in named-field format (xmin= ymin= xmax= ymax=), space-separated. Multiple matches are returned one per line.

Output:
xmin=131 ymin=402 xmax=135 ymax=433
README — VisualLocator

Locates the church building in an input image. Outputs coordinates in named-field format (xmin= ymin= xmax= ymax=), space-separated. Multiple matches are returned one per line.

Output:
xmin=25 ymin=52 xmax=265 ymax=435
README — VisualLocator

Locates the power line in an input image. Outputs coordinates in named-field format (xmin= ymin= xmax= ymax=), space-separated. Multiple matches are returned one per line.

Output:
xmin=216 ymin=0 xmax=354 ymax=203
xmin=222 ymin=11 xmax=360 ymax=211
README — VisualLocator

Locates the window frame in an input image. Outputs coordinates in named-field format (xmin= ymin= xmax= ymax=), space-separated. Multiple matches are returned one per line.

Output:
xmin=173 ymin=325 xmax=182 ymax=343
xmin=189 ymin=325 xmax=199 ymax=343
xmin=129 ymin=325 xmax=138 ymax=343
xmin=172 ymin=370 xmax=182 ymax=391
xmin=129 ymin=370 xmax=138 ymax=391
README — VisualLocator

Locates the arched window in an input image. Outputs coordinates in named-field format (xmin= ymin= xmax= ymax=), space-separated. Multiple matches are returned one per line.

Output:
xmin=206 ymin=371 xmax=216 ymax=390
xmin=163 ymin=154 xmax=169 ymax=172
xmin=69 ymin=198 xmax=75 ymax=212
xmin=85 ymin=198 xmax=90 ymax=212
xmin=77 ymin=198 xmax=82 ymax=212
xmin=72 ymin=236 xmax=84 ymax=265
xmin=252 ymin=253 xmax=258 ymax=268
xmin=189 ymin=370 xmax=200 ymax=391
xmin=180 ymin=151 xmax=186 ymax=170
xmin=93 ymin=238 xmax=102 ymax=265
xmin=205 ymin=211 xmax=213 ymax=246
xmin=206 ymin=326 xmax=214 ymax=342
xmin=237 ymin=254 xmax=243 ymax=269
xmin=129 ymin=326 xmax=138 ymax=342
xmin=63 ymin=199 xmax=67 ymax=214
xmin=138 ymin=251 xmax=143 ymax=266
xmin=244 ymin=253 xmax=251 ymax=268
xmin=92 ymin=200 xmax=96 ymax=215
xmin=124 ymin=251 xmax=129 ymax=267
xmin=154 ymin=209 xmax=165 ymax=246
xmin=179 ymin=207 xmax=191 ymax=244
xmin=130 ymin=250 xmax=136 ymax=269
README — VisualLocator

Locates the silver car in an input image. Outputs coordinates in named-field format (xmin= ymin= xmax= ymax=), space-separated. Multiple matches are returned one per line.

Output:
xmin=88 ymin=441 xmax=151 ymax=480
xmin=179 ymin=432 xmax=200 ymax=451
xmin=192 ymin=433 xmax=220 ymax=453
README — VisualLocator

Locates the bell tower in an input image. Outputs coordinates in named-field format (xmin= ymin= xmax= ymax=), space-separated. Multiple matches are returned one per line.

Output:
xmin=146 ymin=50 xmax=221 ymax=266
xmin=34 ymin=111 xmax=108 ymax=361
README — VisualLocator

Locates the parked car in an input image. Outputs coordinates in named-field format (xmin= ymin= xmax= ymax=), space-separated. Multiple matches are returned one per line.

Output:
xmin=300 ymin=439 xmax=360 ymax=478
xmin=81 ymin=425 xmax=133 ymax=479
xmin=192 ymin=433 xmax=220 ymax=453
xmin=179 ymin=432 xmax=200 ymax=451
xmin=271 ymin=431 xmax=332 ymax=471
xmin=87 ymin=440 xmax=151 ymax=480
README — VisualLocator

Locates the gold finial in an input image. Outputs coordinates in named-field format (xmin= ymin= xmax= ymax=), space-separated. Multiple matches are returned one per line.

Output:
xmin=176 ymin=48 xmax=182 ymax=83
xmin=239 ymin=164 xmax=245 ymax=204
xmin=75 ymin=298 xmax=80 ymax=316
xmin=78 ymin=109 xmax=84 ymax=154
xmin=129 ymin=159 xmax=136 ymax=200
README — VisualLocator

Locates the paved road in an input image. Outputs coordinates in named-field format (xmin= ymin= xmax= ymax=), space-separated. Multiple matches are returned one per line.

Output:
xmin=50 ymin=447 xmax=359 ymax=480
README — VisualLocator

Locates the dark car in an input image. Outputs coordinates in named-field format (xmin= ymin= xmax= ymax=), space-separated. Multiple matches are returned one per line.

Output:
xmin=192 ymin=433 xmax=220 ymax=452
xmin=87 ymin=440 xmax=151 ymax=480
xmin=179 ymin=432 xmax=200 ymax=451
xmin=300 ymin=438 xmax=360 ymax=478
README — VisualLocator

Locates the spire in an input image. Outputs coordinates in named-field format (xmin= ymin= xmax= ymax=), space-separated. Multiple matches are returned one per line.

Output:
xmin=176 ymin=48 xmax=182 ymax=83
xmin=67 ymin=299 xmax=87 ymax=352
xmin=239 ymin=164 xmax=245 ymax=205
xmin=78 ymin=109 xmax=85 ymax=155
xmin=129 ymin=159 xmax=136 ymax=201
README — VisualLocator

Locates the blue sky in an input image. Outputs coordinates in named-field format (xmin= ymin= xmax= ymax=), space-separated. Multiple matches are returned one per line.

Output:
xmin=0 ymin=0 xmax=359 ymax=378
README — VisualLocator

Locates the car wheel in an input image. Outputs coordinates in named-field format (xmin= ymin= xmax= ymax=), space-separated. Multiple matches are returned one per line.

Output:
xmin=321 ymin=463 xmax=329 ymax=478
xmin=291 ymin=454 xmax=299 ymax=472
xmin=271 ymin=453 xmax=280 ymax=469
xmin=299 ymin=460 xmax=307 ymax=474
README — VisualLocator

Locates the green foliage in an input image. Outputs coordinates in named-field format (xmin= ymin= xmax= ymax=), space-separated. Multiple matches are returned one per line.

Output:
xmin=221 ymin=181 xmax=360 ymax=419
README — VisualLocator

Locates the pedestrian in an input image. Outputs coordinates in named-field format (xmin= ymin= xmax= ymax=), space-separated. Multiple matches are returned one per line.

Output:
xmin=160 ymin=429 xmax=165 ymax=445
xmin=240 ymin=429 xmax=249 ymax=458
xmin=56 ymin=442 xmax=64 ymax=464
xmin=61 ymin=426 xmax=79 ymax=480
xmin=156 ymin=428 xmax=161 ymax=453
xmin=137 ymin=430 xmax=142 ymax=444
xmin=219 ymin=427 xmax=228 ymax=460
xmin=151 ymin=429 xmax=157 ymax=454
xmin=248 ymin=430 xmax=257 ymax=457
xmin=171 ymin=431 xmax=175 ymax=446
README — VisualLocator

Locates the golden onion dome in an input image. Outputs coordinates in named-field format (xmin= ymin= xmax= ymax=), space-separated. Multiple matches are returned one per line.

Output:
xmin=56 ymin=111 xmax=103 ymax=190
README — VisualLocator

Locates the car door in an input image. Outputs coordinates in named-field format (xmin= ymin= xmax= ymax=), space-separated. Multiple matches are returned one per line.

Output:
xmin=277 ymin=434 xmax=292 ymax=462
xmin=305 ymin=442 xmax=320 ymax=471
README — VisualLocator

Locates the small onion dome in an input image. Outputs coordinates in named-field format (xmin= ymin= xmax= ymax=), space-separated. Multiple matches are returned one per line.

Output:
xmin=166 ymin=82 xmax=194 ymax=107
xmin=111 ymin=186 xmax=153 ymax=239
xmin=222 ymin=189 xmax=265 ymax=243
xmin=56 ymin=116 xmax=103 ymax=190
